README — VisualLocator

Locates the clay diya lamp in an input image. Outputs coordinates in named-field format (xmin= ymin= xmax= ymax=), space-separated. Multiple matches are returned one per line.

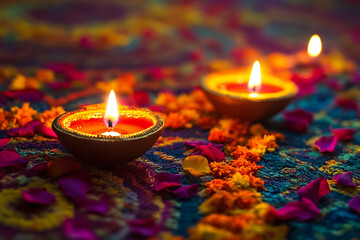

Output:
xmin=201 ymin=61 xmax=298 ymax=121
xmin=53 ymin=90 xmax=164 ymax=167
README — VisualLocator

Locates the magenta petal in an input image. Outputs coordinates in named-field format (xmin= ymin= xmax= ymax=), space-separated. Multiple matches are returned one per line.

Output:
xmin=298 ymin=177 xmax=330 ymax=203
xmin=27 ymin=162 xmax=47 ymax=177
xmin=314 ymin=136 xmax=338 ymax=153
xmin=0 ymin=150 xmax=28 ymax=169
xmin=83 ymin=198 xmax=108 ymax=215
xmin=7 ymin=127 xmax=34 ymax=137
xmin=186 ymin=141 xmax=223 ymax=150
xmin=330 ymin=127 xmax=356 ymax=141
xmin=58 ymin=172 xmax=92 ymax=204
xmin=127 ymin=218 xmax=160 ymax=237
xmin=283 ymin=109 xmax=313 ymax=124
xmin=172 ymin=184 xmax=198 ymax=199
xmin=1 ymin=89 xmax=44 ymax=102
xmin=195 ymin=145 xmax=225 ymax=162
xmin=276 ymin=198 xmax=320 ymax=221
xmin=36 ymin=123 xmax=58 ymax=138
xmin=63 ymin=218 xmax=97 ymax=240
xmin=24 ymin=121 xmax=42 ymax=131
xmin=335 ymin=98 xmax=358 ymax=110
xmin=333 ymin=172 xmax=358 ymax=187
xmin=283 ymin=109 xmax=313 ymax=133
xmin=21 ymin=188 xmax=55 ymax=205
xmin=154 ymin=172 xmax=182 ymax=191
xmin=0 ymin=138 xmax=10 ymax=148
xmin=348 ymin=196 xmax=360 ymax=215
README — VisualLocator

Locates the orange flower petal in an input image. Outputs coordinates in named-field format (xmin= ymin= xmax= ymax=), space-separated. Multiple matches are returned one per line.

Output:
xmin=183 ymin=155 xmax=210 ymax=177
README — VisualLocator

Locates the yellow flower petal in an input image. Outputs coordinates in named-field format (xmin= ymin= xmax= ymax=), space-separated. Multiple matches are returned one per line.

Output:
xmin=183 ymin=155 xmax=210 ymax=177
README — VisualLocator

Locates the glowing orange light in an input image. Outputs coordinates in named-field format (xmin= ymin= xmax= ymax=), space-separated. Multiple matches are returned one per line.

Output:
xmin=104 ymin=90 xmax=119 ymax=128
xmin=308 ymin=34 xmax=322 ymax=57
xmin=248 ymin=60 xmax=261 ymax=97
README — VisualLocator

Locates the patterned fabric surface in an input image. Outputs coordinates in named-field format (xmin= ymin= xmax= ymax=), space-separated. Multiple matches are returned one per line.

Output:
xmin=0 ymin=0 xmax=360 ymax=240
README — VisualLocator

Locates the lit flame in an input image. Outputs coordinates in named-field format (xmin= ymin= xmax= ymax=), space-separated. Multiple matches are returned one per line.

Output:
xmin=104 ymin=90 xmax=119 ymax=128
xmin=248 ymin=60 xmax=261 ymax=97
xmin=307 ymin=34 xmax=322 ymax=57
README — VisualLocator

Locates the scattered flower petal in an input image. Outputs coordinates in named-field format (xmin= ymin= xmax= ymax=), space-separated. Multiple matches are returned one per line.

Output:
xmin=186 ymin=141 xmax=225 ymax=162
xmin=0 ymin=138 xmax=10 ymax=148
xmin=314 ymin=135 xmax=338 ymax=153
xmin=182 ymin=155 xmax=210 ymax=177
xmin=21 ymin=188 xmax=56 ymax=205
xmin=172 ymin=184 xmax=198 ymax=199
xmin=154 ymin=172 xmax=182 ymax=191
xmin=283 ymin=109 xmax=313 ymax=133
xmin=63 ymin=218 xmax=97 ymax=240
xmin=275 ymin=197 xmax=320 ymax=221
xmin=132 ymin=91 xmax=150 ymax=106
xmin=58 ymin=172 xmax=92 ymax=204
xmin=1 ymin=89 xmax=44 ymax=102
xmin=330 ymin=127 xmax=356 ymax=141
xmin=24 ymin=120 xmax=41 ymax=131
xmin=0 ymin=150 xmax=28 ymax=169
xmin=348 ymin=196 xmax=360 ymax=215
xmin=335 ymin=98 xmax=358 ymax=110
xmin=298 ymin=177 xmax=330 ymax=203
xmin=128 ymin=218 xmax=160 ymax=237
xmin=27 ymin=162 xmax=47 ymax=177
xmin=47 ymin=157 xmax=82 ymax=178
xmin=83 ymin=198 xmax=108 ymax=215
xmin=333 ymin=172 xmax=358 ymax=187
xmin=7 ymin=127 xmax=34 ymax=137
xmin=36 ymin=123 xmax=58 ymax=138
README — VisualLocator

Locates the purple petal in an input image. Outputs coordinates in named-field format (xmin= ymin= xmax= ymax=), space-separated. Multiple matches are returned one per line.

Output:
xmin=127 ymin=218 xmax=160 ymax=237
xmin=63 ymin=218 xmax=97 ymax=240
xmin=283 ymin=109 xmax=313 ymax=133
xmin=348 ymin=196 xmax=360 ymax=215
xmin=330 ymin=127 xmax=356 ymax=141
xmin=24 ymin=121 xmax=42 ymax=131
xmin=298 ymin=177 xmax=330 ymax=203
xmin=185 ymin=141 xmax=223 ymax=150
xmin=0 ymin=150 xmax=28 ymax=169
xmin=21 ymin=188 xmax=55 ymax=205
xmin=36 ymin=123 xmax=58 ymax=138
xmin=46 ymin=62 xmax=75 ymax=73
xmin=275 ymin=197 xmax=320 ymax=221
xmin=1 ymin=89 xmax=44 ymax=102
xmin=333 ymin=172 xmax=358 ymax=187
xmin=0 ymin=138 xmax=10 ymax=148
xmin=7 ymin=128 xmax=34 ymax=137
xmin=27 ymin=162 xmax=47 ymax=177
xmin=283 ymin=109 xmax=313 ymax=124
xmin=83 ymin=198 xmax=108 ymax=215
xmin=172 ymin=184 xmax=198 ymax=199
xmin=58 ymin=172 xmax=92 ymax=204
xmin=154 ymin=172 xmax=182 ymax=191
xmin=314 ymin=136 xmax=338 ymax=153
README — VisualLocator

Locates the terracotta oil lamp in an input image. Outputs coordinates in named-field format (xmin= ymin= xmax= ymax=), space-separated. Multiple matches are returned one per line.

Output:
xmin=53 ymin=90 xmax=164 ymax=166
xmin=201 ymin=61 xmax=298 ymax=121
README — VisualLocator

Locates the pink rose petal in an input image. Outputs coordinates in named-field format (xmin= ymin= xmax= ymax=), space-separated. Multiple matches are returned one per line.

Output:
xmin=83 ymin=198 xmax=108 ymax=215
xmin=27 ymin=162 xmax=47 ymax=177
xmin=348 ymin=196 xmax=360 ymax=215
xmin=127 ymin=218 xmax=160 ymax=237
xmin=330 ymin=127 xmax=356 ymax=141
xmin=283 ymin=109 xmax=313 ymax=133
xmin=1 ymin=89 xmax=44 ymax=102
xmin=24 ymin=120 xmax=42 ymax=131
xmin=298 ymin=177 xmax=330 ymax=203
xmin=154 ymin=172 xmax=182 ymax=191
xmin=0 ymin=150 xmax=28 ymax=169
xmin=335 ymin=98 xmax=358 ymax=110
xmin=314 ymin=136 xmax=338 ymax=153
xmin=36 ymin=123 xmax=58 ymax=138
xmin=172 ymin=184 xmax=198 ymax=199
xmin=21 ymin=188 xmax=55 ymax=205
xmin=275 ymin=197 xmax=320 ymax=221
xmin=7 ymin=127 xmax=34 ymax=137
xmin=186 ymin=141 xmax=225 ymax=162
xmin=58 ymin=172 xmax=92 ymax=204
xmin=63 ymin=218 xmax=97 ymax=240
xmin=333 ymin=172 xmax=358 ymax=187
xmin=0 ymin=138 xmax=10 ymax=148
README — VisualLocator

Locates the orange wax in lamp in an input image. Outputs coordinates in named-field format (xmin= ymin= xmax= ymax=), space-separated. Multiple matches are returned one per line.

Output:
xmin=201 ymin=61 xmax=298 ymax=121
xmin=52 ymin=90 xmax=164 ymax=167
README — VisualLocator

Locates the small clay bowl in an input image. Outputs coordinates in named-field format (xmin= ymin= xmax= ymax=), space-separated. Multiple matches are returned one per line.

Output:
xmin=53 ymin=104 xmax=164 ymax=167
xmin=201 ymin=70 xmax=298 ymax=122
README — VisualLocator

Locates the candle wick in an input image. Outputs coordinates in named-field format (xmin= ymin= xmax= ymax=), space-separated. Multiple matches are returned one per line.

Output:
xmin=108 ymin=119 xmax=113 ymax=128
xmin=252 ymin=86 xmax=256 ymax=92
